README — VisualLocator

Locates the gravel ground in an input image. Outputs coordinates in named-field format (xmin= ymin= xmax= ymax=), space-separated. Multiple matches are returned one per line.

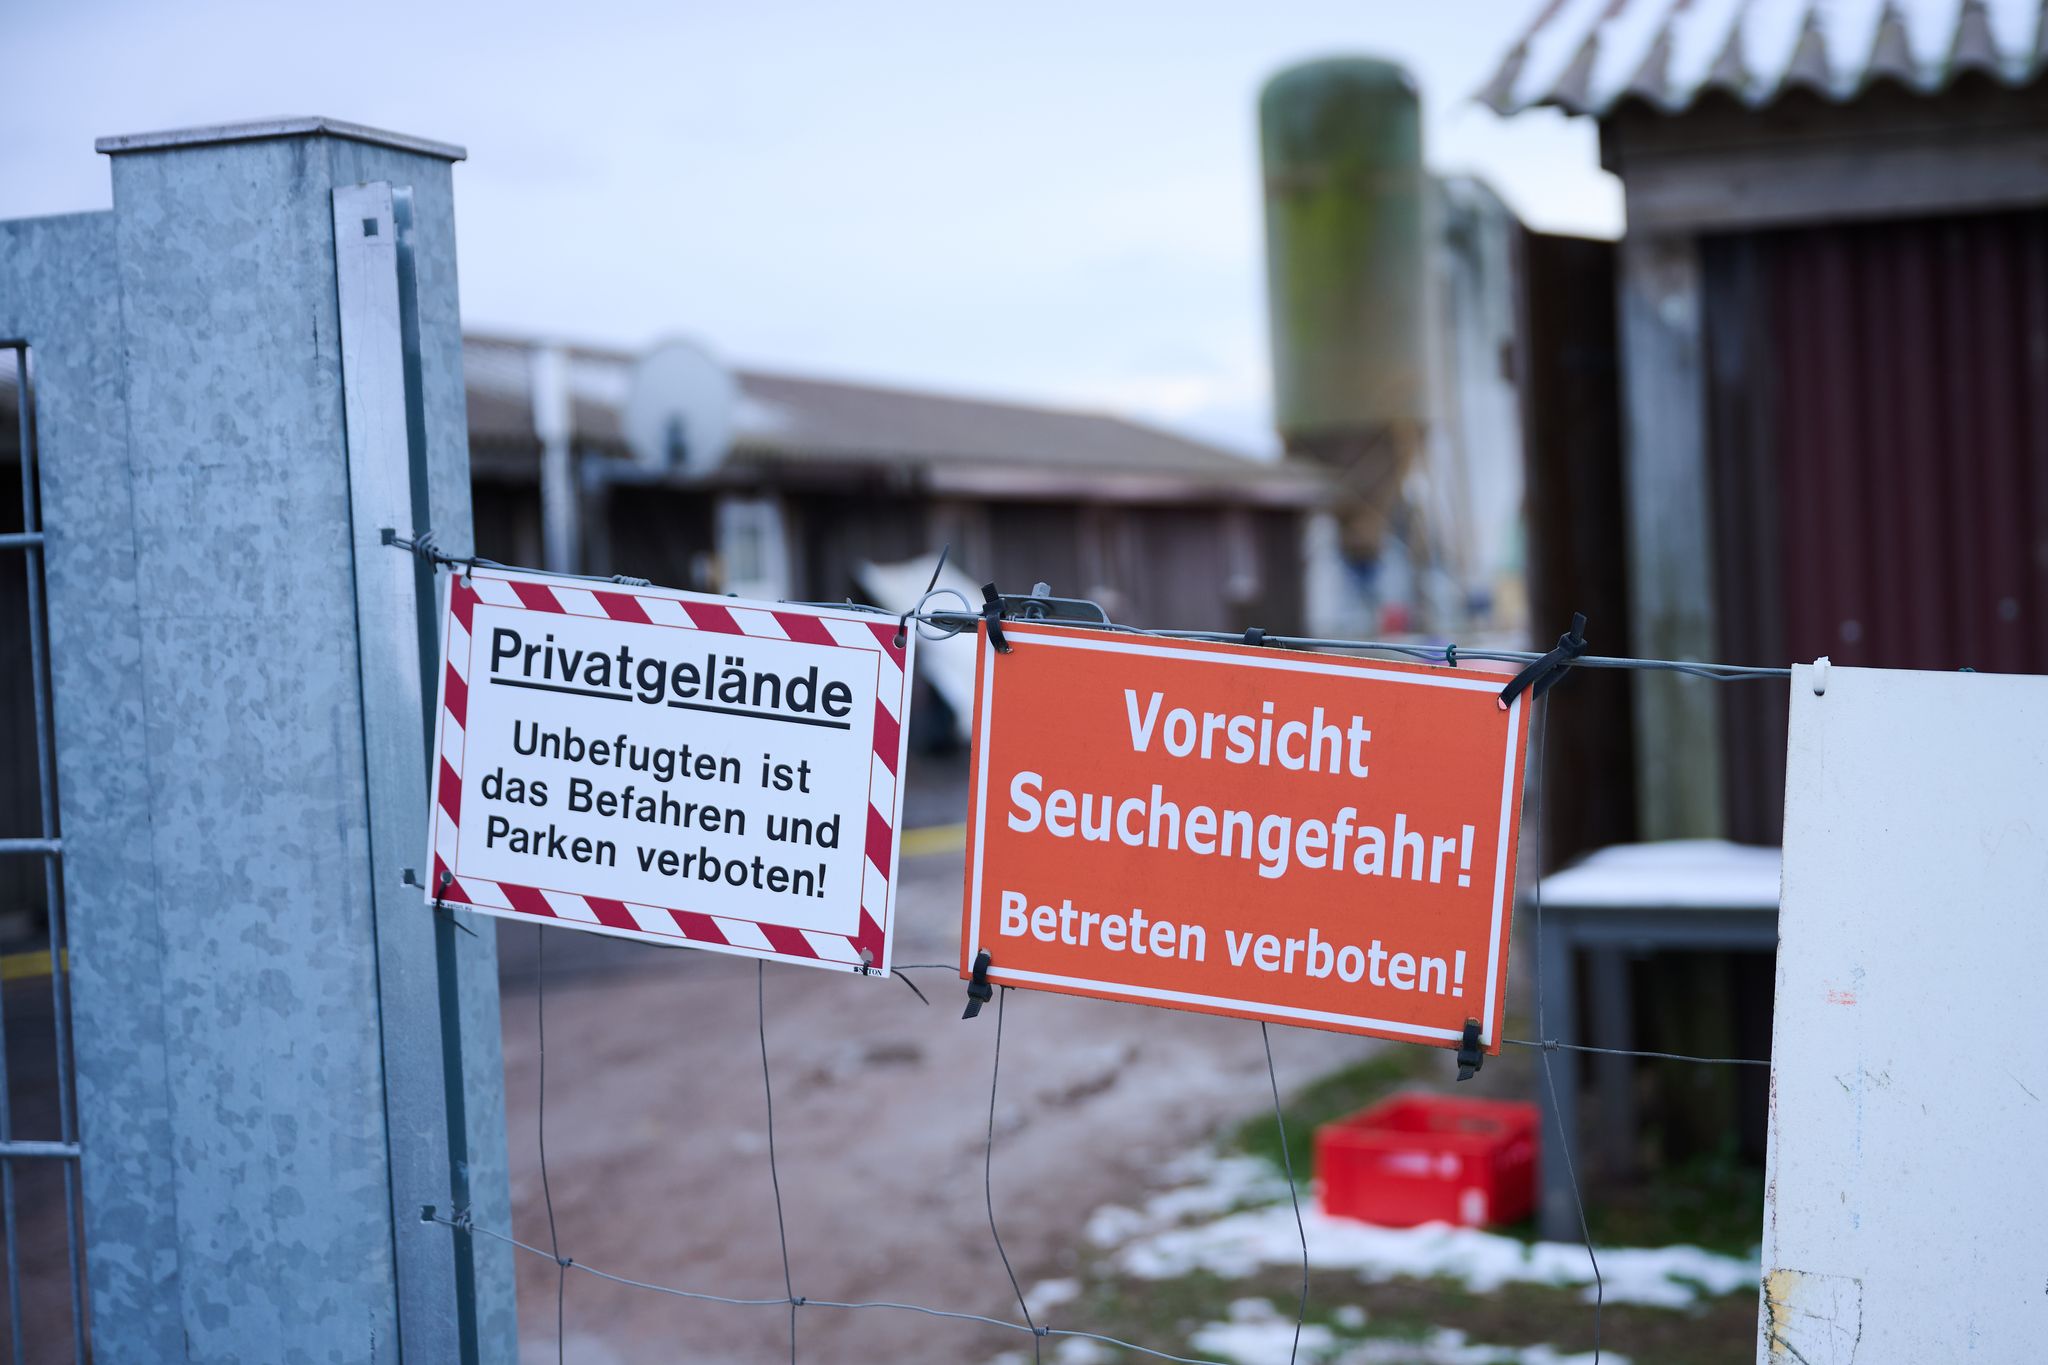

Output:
xmin=497 ymin=757 xmax=1373 ymax=1364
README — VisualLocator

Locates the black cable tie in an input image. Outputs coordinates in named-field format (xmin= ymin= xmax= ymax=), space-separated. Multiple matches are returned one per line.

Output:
xmin=1456 ymin=1019 xmax=1485 ymax=1082
xmin=1444 ymin=642 xmax=1458 ymax=667
xmin=1242 ymin=626 xmax=1265 ymax=647
xmin=422 ymin=867 xmax=479 ymax=938
xmin=1498 ymin=612 xmax=1588 ymax=710
xmin=432 ymin=898 xmax=480 ymax=938
xmin=962 ymin=949 xmax=994 ymax=1019
xmin=980 ymin=584 xmax=1011 ymax=654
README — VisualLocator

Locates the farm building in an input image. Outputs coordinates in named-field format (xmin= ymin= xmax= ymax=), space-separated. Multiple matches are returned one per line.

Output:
xmin=1488 ymin=0 xmax=2048 ymax=842
xmin=459 ymin=333 xmax=1325 ymax=636
xmin=1485 ymin=0 xmax=2048 ymax=1234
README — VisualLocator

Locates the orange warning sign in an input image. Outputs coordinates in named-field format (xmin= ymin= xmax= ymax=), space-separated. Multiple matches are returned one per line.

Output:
xmin=959 ymin=623 xmax=1530 ymax=1050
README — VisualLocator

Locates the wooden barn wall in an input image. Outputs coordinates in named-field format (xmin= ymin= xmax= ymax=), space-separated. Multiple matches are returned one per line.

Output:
xmin=1247 ymin=509 xmax=1308 ymax=636
xmin=984 ymin=501 xmax=1083 ymax=603
xmin=1517 ymin=231 xmax=1636 ymax=872
xmin=469 ymin=477 xmax=546 ymax=570
xmin=1119 ymin=506 xmax=1303 ymax=634
xmin=458 ymin=478 xmax=1307 ymax=639
xmin=1703 ymin=207 xmax=2048 ymax=842
xmin=587 ymin=485 xmax=717 ymax=589
xmin=781 ymin=494 xmax=1305 ymax=636
xmin=787 ymin=492 xmax=928 ymax=602
xmin=980 ymin=502 xmax=1303 ymax=635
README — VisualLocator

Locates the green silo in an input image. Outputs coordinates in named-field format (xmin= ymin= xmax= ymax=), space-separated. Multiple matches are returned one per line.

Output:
xmin=1260 ymin=57 xmax=1427 ymax=557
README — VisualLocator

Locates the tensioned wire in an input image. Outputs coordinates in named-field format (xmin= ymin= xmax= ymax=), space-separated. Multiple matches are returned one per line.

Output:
xmin=386 ymin=532 xmax=1793 ymax=684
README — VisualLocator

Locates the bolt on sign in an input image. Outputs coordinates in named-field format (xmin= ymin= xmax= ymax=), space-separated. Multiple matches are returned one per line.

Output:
xmin=960 ymin=623 xmax=1530 ymax=1049
xmin=425 ymin=567 xmax=914 ymax=974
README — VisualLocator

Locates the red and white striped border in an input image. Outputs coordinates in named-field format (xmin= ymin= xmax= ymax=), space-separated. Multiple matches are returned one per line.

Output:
xmin=425 ymin=568 xmax=910 ymax=974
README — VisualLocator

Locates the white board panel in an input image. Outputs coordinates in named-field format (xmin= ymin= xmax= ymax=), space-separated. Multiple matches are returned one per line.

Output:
xmin=1763 ymin=664 xmax=2048 ymax=1362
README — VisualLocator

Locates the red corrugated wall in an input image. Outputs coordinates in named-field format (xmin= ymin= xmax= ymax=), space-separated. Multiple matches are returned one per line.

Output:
xmin=1704 ymin=208 xmax=2048 ymax=841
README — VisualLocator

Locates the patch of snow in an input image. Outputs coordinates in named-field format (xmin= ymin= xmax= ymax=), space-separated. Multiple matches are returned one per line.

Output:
xmin=1115 ymin=1199 xmax=1752 ymax=1308
xmin=1539 ymin=839 xmax=1780 ymax=910
xmin=1188 ymin=1298 xmax=1337 ymax=1365
xmin=1088 ymin=1152 xmax=1292 ymax=1247
xmin=1051 ymin=1338 xmax=1115 ymax=1364
xmin=1334 ymin=1327 xmax=1622 ymax=1364
xmin=1182 ymin=1305 xmax=1626 ymax=1365
xmin=1332 ymin=1304 xmax=1367 ymax=1330
xmin=1026 ymin=1277 xmax=1081 ymax=1316
xmin=1095 ymin=1150 xmax=1754 ymax=1310
xmin=1085 ymin=1203 xmax=1147 ymax=1247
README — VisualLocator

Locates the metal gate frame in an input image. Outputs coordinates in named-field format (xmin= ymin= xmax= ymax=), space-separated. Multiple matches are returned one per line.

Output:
xmin=0 ymin=342 xmax=88 ymax=1361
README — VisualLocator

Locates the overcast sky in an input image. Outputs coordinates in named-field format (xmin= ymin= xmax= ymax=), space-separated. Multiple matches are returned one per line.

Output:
xmin=7 ymin=1 xmax=1615 ymax=453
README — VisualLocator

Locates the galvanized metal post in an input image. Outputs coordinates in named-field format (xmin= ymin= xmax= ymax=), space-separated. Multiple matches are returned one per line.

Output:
xmin=2 ymin=119 xmax=514 ymax=1361
xmin=333 ymin=178 xmax=487 ymax=1363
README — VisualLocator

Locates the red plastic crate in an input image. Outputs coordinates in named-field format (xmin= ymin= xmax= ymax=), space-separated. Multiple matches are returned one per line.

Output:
xmin=1314 ymin=1092 xmax=1539 ymax=1228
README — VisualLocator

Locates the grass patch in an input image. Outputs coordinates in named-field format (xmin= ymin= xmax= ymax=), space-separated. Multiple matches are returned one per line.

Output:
xmin=1585 ymin=1138 xmax=1764 ymax=1257
xmin=1058 ymin=1264 xmax=1755 ymax=1365
xmin=1069 ymin=1267 xmax=1253 ymax=1343
xmin=1230 ymin=1041 xmax=1765 ymax=1256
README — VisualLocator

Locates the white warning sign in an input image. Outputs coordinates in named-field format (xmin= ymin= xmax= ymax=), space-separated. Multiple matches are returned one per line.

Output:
xmin=424 ymin=567 xmax=914 ymax=974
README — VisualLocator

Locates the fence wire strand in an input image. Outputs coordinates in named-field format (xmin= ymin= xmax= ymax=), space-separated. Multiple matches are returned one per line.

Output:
xmin=1262 ymin=1022 xmax=1309 ymax=1365
xmin=425 ymin=1209 xmax=1235 ymax=1363
xmin=1504 ymin=1038 xmax=1770 ymax=1067
xmin=1528 ymin=702 xmax=1605 ymax=1361
xmin=535 ymin=926 xmax=565 ymax=1365
xmin=985 ymin=986 xmax=1042 ymax=1362
xmin=387 ymin=534 xmax=1796 ymax=684
xmin=759 ymin=961 xmax=799 ymax=1363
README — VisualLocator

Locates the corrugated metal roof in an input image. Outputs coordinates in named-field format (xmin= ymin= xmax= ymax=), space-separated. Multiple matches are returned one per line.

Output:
xmin=1479 ymin=0 xmax=2048 ymax=117
xmin=462 ymin=333 xmax=1321 ymax=499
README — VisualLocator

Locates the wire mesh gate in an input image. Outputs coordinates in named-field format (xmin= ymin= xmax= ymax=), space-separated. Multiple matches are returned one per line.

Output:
xmin=0 ymin=344 xmax=88 ymax=1361
xmin=393 ymin=530 xmax=1785 ymax=1363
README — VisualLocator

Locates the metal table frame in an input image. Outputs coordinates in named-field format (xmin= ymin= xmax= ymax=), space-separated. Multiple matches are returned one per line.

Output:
xmin=1534 ymin=901 xmax=1778 ymax=1241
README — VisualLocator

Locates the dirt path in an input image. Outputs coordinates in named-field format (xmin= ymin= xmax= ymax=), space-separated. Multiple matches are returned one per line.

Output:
xmin=499 ymin=842 xmax=1368 ymax=1364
